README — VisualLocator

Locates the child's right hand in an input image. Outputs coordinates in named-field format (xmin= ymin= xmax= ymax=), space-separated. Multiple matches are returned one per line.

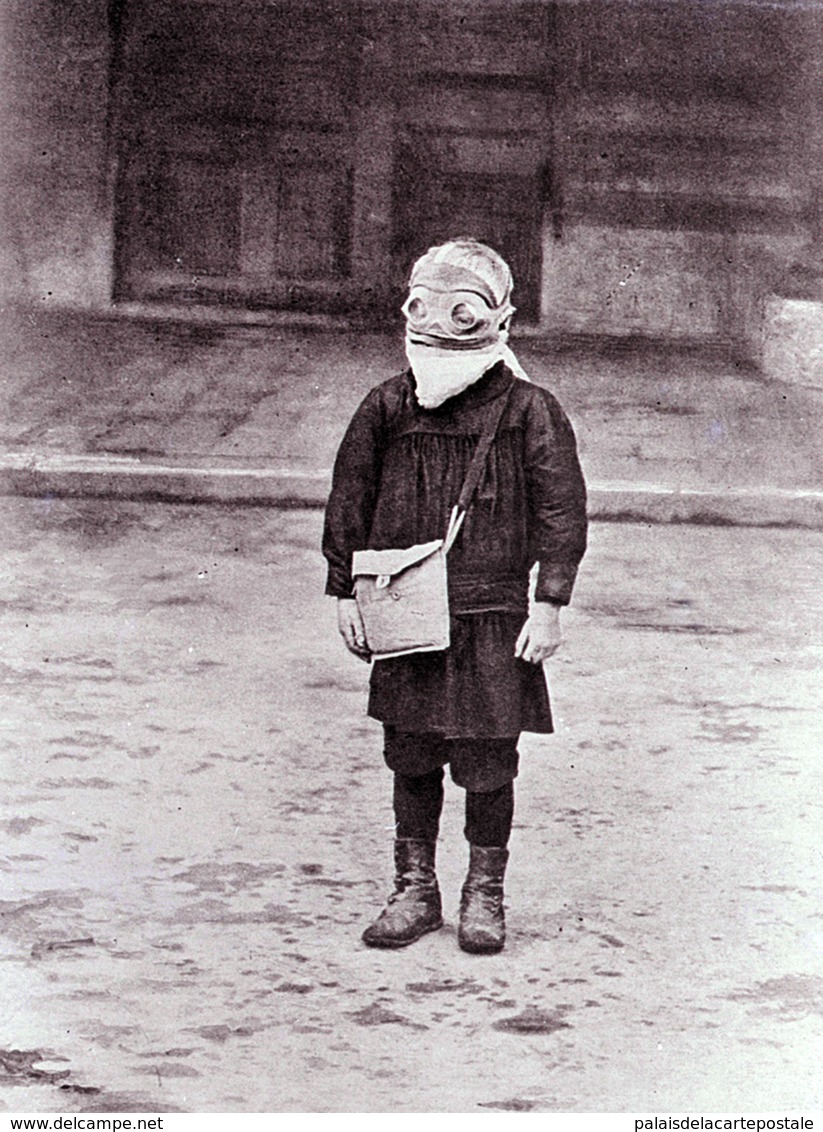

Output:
xmin=337 ymin=598 xmax=371 ymax=662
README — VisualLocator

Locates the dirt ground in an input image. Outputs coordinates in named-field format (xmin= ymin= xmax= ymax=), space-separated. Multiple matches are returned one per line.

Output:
xmin=0 ymin=499 xmax=821 ymax=1113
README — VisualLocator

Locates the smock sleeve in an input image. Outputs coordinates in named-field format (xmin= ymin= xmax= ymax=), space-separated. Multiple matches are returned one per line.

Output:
xmin=322 ymin=388 xmax=386 ymax=599
xmin=524 ymin=390 xmax=588 ymax=606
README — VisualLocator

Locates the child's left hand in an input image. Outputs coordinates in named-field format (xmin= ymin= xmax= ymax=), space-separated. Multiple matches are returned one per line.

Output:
xmin=515 ymin=602 xmax=563 ymax=664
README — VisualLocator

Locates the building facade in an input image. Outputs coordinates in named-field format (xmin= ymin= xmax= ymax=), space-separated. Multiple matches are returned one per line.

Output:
xmin=2 ymin=0 xmax=820 ymax=353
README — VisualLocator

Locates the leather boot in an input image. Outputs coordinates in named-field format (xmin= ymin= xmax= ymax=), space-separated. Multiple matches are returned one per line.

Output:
xmin=361 ymin=839 xmax=443 ymax=948
xmin=458 ymin=845 xmax=509 ymax=954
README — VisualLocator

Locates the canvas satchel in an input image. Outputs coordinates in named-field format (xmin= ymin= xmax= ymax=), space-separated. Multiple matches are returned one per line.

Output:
xmin=352 ymin=381 xmax=513 ymax=660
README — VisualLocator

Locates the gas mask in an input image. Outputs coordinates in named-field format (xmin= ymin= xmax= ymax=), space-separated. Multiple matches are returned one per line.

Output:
xmin=402 ymin=263 xmax=514 ymax=351
xmin=402 ymin=256 xmax=524 ymax=409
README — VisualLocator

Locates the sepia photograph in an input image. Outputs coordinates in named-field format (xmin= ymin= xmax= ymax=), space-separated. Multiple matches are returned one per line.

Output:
xmin=0 ymin=0 xmax=821 ymax=1116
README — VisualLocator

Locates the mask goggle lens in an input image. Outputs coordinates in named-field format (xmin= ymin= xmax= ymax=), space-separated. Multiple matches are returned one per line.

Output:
xmin=402 ymin=289 xmax=491 ymax=337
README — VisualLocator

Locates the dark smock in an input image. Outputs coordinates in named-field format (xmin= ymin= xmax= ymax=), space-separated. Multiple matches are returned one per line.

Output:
xmin=322 ymin=362 xmax=588 ymax=739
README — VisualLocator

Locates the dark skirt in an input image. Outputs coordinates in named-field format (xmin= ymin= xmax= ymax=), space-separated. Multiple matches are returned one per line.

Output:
xmin=367 ymin=611 xmax=553 ymax=739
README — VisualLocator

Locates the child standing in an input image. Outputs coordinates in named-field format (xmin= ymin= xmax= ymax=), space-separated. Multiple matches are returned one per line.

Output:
xmin=322 ymin=239 xmax=587 ymax=953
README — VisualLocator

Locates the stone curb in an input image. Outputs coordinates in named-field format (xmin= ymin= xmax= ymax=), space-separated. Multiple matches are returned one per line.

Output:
xmin=0 ymin=454 xmax=330 ymax=508
xmin=1 ymin=453 xmax=823 ymax=528
xmin=585 ymin=481 xmax=823 ymax=528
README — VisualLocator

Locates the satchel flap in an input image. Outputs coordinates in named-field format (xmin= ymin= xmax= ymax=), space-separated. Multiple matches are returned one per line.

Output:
xmin=352 ymin=539 xmax=444 ymax=580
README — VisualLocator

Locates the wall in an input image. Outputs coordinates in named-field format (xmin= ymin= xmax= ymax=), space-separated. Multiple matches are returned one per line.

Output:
xmin=755 ymin=3 xmax=823 ymax=388
xmin=0 ymin=0 xmax=114 ymax=309
xmin=0 ymin=0 xmax=817 ymax=358
xmin=542 ymin=0 xmax=811 ymax=347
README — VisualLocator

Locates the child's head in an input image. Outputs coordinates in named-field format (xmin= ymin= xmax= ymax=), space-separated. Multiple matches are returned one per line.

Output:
xmin=402 ymin=239 xmax=515 ymax=349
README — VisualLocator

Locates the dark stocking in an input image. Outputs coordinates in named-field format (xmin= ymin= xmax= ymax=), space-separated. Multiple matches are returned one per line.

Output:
xmin=393 ymin=768 xmax=445 ymax=841
xmin=464 ymin=781 xmax=515 ymax=847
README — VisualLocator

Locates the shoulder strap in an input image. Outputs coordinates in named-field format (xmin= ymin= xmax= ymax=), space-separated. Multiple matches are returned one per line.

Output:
xmin=444 ymin=379 xmax=514 ymax=552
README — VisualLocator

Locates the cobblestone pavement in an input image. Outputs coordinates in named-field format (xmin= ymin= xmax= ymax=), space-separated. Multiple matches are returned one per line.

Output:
xmin=1 ymin=499 xmax=821 ymax=1112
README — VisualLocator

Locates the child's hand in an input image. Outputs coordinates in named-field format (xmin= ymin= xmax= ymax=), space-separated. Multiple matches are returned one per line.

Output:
xmin=515 ymin=602 xmax=562 ymax=664
xmin=337 ymin=598 xmax=371 ymax=661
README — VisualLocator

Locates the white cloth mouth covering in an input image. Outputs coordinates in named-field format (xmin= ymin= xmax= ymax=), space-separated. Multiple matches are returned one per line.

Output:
xmin=406 ymin=333 xmax=531 ymax=410
xmin=403 ymin=239 xmax=532 ymax=408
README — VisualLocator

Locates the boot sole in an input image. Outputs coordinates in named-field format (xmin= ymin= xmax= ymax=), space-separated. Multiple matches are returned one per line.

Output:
xmin=361 ymin=918 xmax=443 ymax=949
xmin=458 ymin=937 xmax=505 ymax=955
